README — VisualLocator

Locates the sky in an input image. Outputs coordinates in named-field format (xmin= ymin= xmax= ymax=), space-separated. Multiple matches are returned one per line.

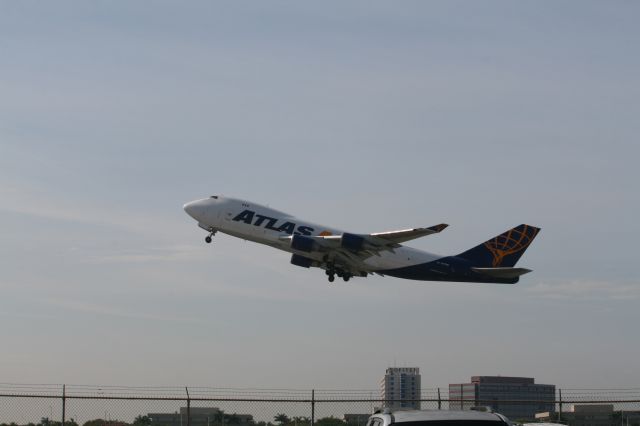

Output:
xmin=1 ymin=1 xmax=639 ymax=391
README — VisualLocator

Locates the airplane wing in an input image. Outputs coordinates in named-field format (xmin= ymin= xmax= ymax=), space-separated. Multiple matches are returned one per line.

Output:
xmin=280 ymin=223 xmax=448 ymax=260
xmin=370 ymin=223 xmax=449 ymax=245
xmin=320 ymin=223 xmax=448 ymax=251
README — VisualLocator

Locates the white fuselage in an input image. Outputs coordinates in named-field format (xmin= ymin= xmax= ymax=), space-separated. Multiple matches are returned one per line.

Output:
xmin=183 ymin=196 xmax=441 ymax=273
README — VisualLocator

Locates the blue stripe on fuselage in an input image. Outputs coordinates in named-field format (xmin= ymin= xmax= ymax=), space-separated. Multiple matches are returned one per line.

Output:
xmin=378 ymin=256 xmax=519 ymax=284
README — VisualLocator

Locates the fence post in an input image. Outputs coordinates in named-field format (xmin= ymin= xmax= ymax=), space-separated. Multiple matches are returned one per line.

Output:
xmin=186 ymin=387 xmax=191 ymax=426
xmin=62 ymin=384 xmax=66 ymax=426
xmin=558 ymin=389 xmax=562 ymax=423
xmin=437 ymin=388 xmax=441 ymax=410
xmin=311 ymin=389 xmax=315 ymax=426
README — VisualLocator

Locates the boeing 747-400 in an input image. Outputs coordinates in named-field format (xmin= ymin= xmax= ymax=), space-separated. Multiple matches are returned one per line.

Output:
xmin=183 ymin=196 xmax=540 ymax=284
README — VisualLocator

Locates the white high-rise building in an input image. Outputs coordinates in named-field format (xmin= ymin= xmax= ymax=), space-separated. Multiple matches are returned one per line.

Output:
xmin=380 ymin=367 xmax=421 ymax=410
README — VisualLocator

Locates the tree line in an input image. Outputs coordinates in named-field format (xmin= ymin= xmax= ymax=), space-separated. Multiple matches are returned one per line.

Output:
xmin=2 ymin=411 xmax=362 ymax=426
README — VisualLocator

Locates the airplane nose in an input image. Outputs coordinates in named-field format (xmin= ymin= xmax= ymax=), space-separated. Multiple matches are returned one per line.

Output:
xmin=183 ymin=200 xmax=202 ymax=220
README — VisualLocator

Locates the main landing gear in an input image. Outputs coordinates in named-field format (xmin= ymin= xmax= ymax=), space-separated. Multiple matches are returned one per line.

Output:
xmin=325 ymin=265 xmax=352 ymax=283
xmin=205 ymin=229 xmax=217 ymax=244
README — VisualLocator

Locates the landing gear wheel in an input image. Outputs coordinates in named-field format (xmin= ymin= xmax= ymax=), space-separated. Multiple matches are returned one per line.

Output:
xmin=328 ymin=274 xmax=335 ymax=283
xmin=343 ymin=275 xmax=350 ymax=282
xmin=205 ymin=229 xmax=216 ymax=244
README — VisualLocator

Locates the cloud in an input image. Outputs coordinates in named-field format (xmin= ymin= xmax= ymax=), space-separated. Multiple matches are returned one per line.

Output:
xmin=84 ymin=244 xmax=210 ymax=264
xmin=526 ymin=279 xmax=640 ymax=301
xmin=0 ymin=182 xmax=181 ymax=238
xmin=0 ymin=311 xmax=58 ymax=320
xmin=42 ymin=298 xmax=203 ymax=323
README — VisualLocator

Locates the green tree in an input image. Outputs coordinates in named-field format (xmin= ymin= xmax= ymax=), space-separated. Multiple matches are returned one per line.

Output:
xmin=45 ymin=420 xmax=80 ymax=426
xmin=314 ymin=417 xmax=345 ymax=426
xmin=273 ymin=415 xmax=290 ymax=426
xmin=82 ymin=419 xmax=130 ymax=426
xmin=226 ymin=415 xmax=240 ymax=425
xmin=133 ymin=417 xmax=151 ymax=426
xmin=212 ymin=410 xmax=226 ymax=426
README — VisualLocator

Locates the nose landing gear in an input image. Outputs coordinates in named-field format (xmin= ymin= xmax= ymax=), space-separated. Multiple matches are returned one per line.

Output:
xmin=205 ymin=229 xmax=217 ymax=244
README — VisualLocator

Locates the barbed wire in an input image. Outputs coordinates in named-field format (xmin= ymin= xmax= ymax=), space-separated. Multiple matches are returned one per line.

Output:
xmin=1 ymin=383 xmax=640 ymax=401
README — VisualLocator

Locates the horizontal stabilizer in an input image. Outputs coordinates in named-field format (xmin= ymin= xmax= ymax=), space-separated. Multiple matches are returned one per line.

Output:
xmin=471 ymin=267 xmax=532 ymax=279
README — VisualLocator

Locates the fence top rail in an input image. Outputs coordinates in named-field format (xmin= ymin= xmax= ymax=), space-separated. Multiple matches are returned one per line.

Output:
xmin=1 ymin=393 xmax=640 ymax=405
xmin=2 ymin=383 xmax=640 ymax=391
xmin=2 ymin=383 xmax=640 ymax=401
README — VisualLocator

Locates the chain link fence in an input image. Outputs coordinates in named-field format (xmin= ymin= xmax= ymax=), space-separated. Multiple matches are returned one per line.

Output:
xmin=1 ymin=385 xmax=640 ymax=426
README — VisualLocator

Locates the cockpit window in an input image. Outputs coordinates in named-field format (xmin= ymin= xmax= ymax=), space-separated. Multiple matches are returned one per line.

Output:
xmin=210 ymin=196 xmax=218 ymax=199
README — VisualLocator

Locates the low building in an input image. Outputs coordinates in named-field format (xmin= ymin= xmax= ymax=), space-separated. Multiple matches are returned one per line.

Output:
xmin=449 ymin=376 xmax=555 ymax=421
xmin=620 ymin=411 xmax=640 ymax=426
xmin=536 ymin=404 xmax=613 ymax=426
xmin=149 ymin=408 xmax=253 ymax=426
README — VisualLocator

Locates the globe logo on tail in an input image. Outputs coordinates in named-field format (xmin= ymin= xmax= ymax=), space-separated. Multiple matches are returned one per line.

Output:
xmin=484 ymin=225 xmax=540 ymax=267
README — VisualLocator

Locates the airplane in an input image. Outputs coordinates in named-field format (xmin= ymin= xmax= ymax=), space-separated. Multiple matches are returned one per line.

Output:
xmin=183 ymin=195 xmax=540 ymax=284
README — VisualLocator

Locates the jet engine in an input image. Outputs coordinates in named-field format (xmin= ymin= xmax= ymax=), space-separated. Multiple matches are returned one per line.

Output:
xmin=290 ymin=235 xmax=316 ymax=253
xmin=290 ymin=254 xmax=313 ymax=268
xmin=341 ymin=233 xmax=366 ymax=251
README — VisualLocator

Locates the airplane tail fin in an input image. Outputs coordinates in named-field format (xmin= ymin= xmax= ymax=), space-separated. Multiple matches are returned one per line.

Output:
xmin=457 ymin=224 xmax=540 ymax=268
